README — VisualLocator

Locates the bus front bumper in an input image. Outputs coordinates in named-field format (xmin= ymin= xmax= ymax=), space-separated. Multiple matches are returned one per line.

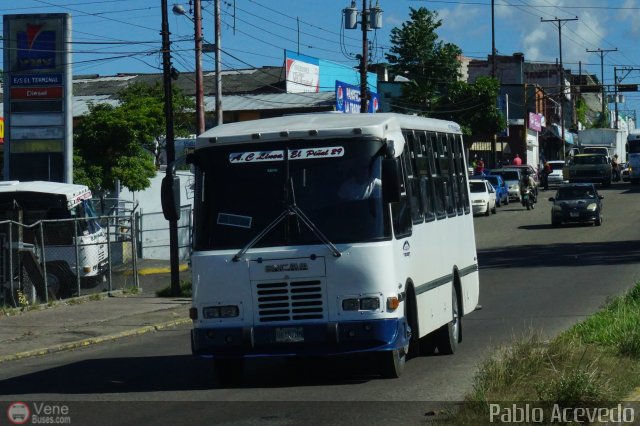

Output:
xmin=191 ymin=318 xmax=409 ymax=358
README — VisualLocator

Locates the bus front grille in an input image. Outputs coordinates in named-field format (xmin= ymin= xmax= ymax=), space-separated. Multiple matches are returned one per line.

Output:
xmin=254 ymin=280 xmax=325 ymax=323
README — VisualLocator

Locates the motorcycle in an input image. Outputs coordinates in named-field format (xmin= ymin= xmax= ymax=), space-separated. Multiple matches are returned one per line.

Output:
xmin=522 ymin=187 xmax=535 ymax=210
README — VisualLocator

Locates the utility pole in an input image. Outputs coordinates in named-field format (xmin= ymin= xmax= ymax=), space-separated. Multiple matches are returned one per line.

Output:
xmin=587 ymin=47 xmax=617 ymax=127
xmin=194 ymin=0 xmax=205 ymax=134
xmin=614 ymin=66 xmax=619 ymax=129
xmin=161 ymin=0 xmax=181 ymax=296
xmin=542 ymin=16 xmax=578 ymax=160
xmin=491 ymin=0 xmax=496 ymax=78
xmin=172 ymin=2 xmax=204 ymax=133
xmin=343 ymin=1 xmax=382 ymax=113
xmin=215 ymin=0 xmax=223 ymax=126
xmin=360 ymin=0 xmax=368 ymax=113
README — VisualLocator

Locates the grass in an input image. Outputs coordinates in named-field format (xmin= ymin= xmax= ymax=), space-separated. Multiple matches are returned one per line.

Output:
xmin=156 ymin=279 xmax=192 ymax=298
xmin=450 ymin=282 xmax=640 ymax=424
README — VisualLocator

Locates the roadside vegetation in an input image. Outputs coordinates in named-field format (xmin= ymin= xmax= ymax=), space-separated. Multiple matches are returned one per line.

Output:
xmin=451 ymin=282 xmax=640 ymax=424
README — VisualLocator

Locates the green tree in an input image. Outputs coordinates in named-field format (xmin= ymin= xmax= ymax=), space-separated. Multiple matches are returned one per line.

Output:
xmin=73 ymin=82 xmax=195 ymax=194
xmin=385 ymin=7 xmax=505 ymax=137
xmin=436 ymin=76 xmax=506 ymax=137
xmin=386 ymin=7 xmax=462 ymax=112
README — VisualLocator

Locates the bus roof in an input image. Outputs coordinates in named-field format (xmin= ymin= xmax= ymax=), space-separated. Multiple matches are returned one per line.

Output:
xmin=196 ymin=113 xmax=462 ymax=148
xmin=0 ymin=181 xmax=92 ymax=210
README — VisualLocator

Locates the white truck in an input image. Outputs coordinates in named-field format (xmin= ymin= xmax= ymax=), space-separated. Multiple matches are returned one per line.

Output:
xmin=0 ymin=181 xmax=108 ymax=301
xmin=577 ymin=128 xmax=628 ymax=163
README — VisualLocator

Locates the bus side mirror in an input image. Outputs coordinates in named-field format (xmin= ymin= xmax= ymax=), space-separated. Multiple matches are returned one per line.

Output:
xmin=382 ymin=158 xmax=401 ymax=203
xmin=161 ymin=163 xmax=181 ymax=221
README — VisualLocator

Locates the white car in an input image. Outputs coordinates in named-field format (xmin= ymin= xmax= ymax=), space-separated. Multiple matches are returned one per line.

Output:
xmin=469 ymin=178 xmax=497 ymax=216
xmin=547 ymin=160 xmax=568 ymax=186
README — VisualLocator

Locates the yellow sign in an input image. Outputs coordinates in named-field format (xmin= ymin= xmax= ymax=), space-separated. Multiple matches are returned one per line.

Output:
xmin=0 ymin=117 xmax=4 ymax=143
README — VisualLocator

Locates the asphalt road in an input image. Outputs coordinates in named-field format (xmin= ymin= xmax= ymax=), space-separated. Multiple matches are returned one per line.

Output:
xmin=2 ymin=182 xmax=640 ymax=425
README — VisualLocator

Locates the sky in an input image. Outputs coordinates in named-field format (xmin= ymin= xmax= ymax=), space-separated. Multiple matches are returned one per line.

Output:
xmin=3 ymin=0 xmax=640 ymax=120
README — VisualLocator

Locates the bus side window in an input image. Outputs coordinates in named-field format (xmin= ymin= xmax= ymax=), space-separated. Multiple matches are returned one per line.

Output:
xmin=456 ymin=135 xmax=471 ymax=214
xmin=391 ymin=143 xmax=413 ymax=239
xmin=449 ymin=134 xmax=464 ymax=215
xmin=418 ymin=131 xmax=436 ymax=222
xmin=404 ymin=131 xmax=424 ymax=225
xmin=438 ymin=134 xmax=456 ymax=217
xmin=429 ymin=133 xmax=446 ymax=219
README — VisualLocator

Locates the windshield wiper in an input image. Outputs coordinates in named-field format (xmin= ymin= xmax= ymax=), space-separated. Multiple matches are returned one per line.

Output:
xmin=232 ymin=149 xmax=341 ymax=262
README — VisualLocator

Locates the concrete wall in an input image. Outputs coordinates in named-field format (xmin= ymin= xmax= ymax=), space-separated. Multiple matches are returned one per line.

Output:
xmin=118 ymin=170 xmax=194 ymax=260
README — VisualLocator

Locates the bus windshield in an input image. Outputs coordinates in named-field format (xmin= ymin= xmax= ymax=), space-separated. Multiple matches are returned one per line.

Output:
xmin=74 ymin=200 xmax=102 ymax=235
xmin=629 ymin=140 xmax=640 ymax=154
xmin=192 ymin=138 xmax=390 ymax=250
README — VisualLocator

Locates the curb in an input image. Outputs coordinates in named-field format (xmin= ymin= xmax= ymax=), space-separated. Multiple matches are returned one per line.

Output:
xmin=0 ymin=317 xmax=192 ymax=364
xmin=137 ymin=264 xmax=189 ymax=276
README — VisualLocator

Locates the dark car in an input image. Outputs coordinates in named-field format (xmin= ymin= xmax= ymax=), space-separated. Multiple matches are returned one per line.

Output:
xmin=549 ymin=183 xmax=603 ymax=227
xmin=474 ymin=174 xmax=509 ymax=207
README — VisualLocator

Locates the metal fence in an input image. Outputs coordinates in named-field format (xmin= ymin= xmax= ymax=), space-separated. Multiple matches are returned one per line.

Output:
xmin=0 ymin=207 xmax=139 ymax=308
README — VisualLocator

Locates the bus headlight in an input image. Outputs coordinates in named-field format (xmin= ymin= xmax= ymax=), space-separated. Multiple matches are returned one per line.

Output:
xmin=202 ymin=305 xmax=240 ymax=318
xmin=341 ymin=296 xmax=381 ymax=311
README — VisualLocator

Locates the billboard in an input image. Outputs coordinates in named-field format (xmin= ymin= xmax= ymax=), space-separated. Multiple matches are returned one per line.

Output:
xmin=3 ymin=14 xmax=72 ymax=182
xmin=285 ymin=52 xmax=320 ymax=93
xmin=335 ymin=81 xmax=379 ymax=113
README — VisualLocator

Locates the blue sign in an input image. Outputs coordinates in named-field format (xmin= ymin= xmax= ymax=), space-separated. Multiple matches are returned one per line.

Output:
xmin=335 ymin=81 xmax=379 ymax=113
xmin=17 ymin=26 xmax=56 ymax=70
xmin=11 ymin=73 xmax=63 ymax=86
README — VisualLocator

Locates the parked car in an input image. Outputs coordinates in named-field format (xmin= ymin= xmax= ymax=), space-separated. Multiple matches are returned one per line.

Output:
xmin=469 ymin=178 xmax=497 ymax=216
xmin=474 ymin=174 xmax=509 ymax=207
xmin=549 ymin=183 xmax=603 ymax=227
xmin=488 ymin=168 xmax=523 ymax=201
xmin=546 ymin=160 xmax=568 ymax=186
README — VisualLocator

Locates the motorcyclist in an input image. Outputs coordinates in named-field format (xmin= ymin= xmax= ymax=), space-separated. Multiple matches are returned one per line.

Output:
xmin=520 ymin=170 xmax=536 ymax=205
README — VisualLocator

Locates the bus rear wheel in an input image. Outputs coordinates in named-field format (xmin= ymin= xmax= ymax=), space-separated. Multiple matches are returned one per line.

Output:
xmin=435 ymin=285 xmax=460 ymax=355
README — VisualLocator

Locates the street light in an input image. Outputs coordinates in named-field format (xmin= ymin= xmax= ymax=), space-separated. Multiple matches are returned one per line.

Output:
xmin=173 ymin=1 xmax=205 ymax=135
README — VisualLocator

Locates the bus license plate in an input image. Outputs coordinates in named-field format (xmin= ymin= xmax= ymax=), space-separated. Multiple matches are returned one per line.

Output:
xmin=275 ymin=327 xmax=304 ymax=343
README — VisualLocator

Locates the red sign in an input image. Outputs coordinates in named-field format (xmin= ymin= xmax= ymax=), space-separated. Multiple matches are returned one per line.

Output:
xmin=10 ymin=86 xmax=63 ymax=100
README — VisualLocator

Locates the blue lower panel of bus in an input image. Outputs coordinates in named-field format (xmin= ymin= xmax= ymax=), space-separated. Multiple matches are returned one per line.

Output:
xmin=191 ymin=318 xmax=409 ymax=358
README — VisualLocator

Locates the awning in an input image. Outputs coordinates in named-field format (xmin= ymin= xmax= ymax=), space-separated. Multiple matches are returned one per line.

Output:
xmin=470 ymin=141 xmax=508 ymax=152
xmin=549 ymin=124 xmax=576 ymax=144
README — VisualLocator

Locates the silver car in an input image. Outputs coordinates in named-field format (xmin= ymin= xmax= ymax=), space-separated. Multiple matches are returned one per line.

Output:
xmin=547 ymin=160 xmax=567 ymax=186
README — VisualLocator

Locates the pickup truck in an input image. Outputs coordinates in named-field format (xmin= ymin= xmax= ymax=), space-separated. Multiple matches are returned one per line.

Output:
xmin=563 ymin=154 xmax=612 ymax=187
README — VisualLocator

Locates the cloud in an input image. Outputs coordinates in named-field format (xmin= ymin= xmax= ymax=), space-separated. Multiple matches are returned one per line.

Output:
xmin=494 ymin=0 xmax=515 ymax=20
xmin=522 ymin=28 xmax=549 ymax=61
xmin=617 ymin=0 xmax=640 ymax=35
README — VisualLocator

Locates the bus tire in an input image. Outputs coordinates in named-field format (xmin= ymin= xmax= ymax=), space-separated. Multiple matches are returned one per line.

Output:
xmin=379 ymin=348 xmax=405 ymax=379
xmin=214 ymin=358 xmax=244 ymax=385
xmin=46 ymin=262 xmax=75 ymax=299
xmin=435 ymin=285 xmax=460 ymax=355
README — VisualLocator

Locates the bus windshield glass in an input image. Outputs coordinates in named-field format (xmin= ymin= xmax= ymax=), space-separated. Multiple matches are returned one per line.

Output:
xmin=74 ymin=200 xmax=102 ymax=235
xmin=629 ymin=140 xmax=640 ymax=154
xmin=192 ymin=138 xmax=389 ymax=250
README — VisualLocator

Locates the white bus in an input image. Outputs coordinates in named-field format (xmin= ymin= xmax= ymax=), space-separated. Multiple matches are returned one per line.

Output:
xmin=163 ymin=113 xmax=480 ymax=379
xmin=627 ymin=133 xmax=640 ymax=184
xmin=0 ymin=181 xmax=108 ymax=300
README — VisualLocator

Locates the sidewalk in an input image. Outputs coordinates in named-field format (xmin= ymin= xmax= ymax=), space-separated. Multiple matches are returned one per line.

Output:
xmin=0 ymin=260 xmax=192 ymax=363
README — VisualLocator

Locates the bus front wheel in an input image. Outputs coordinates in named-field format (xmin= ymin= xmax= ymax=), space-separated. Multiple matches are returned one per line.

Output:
xmin=379 ymin=348 xmax=406 ymax=379
xmin=214 ymin=358 xmax=244 ymax=385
